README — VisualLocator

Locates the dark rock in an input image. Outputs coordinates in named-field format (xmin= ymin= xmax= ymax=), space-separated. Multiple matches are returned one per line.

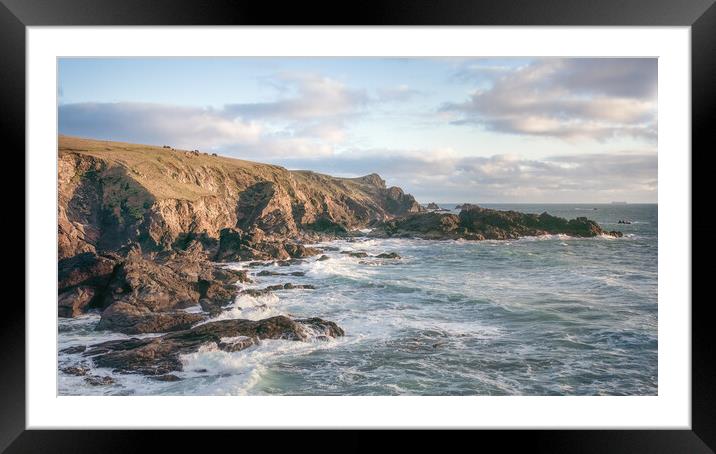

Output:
xmin=58 ymin=286 xmax=96 ymax=318
xmin=341 ymin=251 xmax=369 ymax=258
xmin=151 ymin=374 xmax=183 ymax=382
xmin=100 ymin=250 xmax=200 ymax=313
xmin=426 ymin=202 xmax=440 ymax=210
xmin=371 ymin=206 xmax=621 ymax=240
xmin=317 ymin=255 xmax=330 ymax=261
xmin=304 ymin=217 xmax=348 ymax=235
xmin=199 ymin=298 xmax=225 ymax=315
xmin=375 ymin=252 xmax=401 ymax=259
xmin=256 ymin=270 xmax=306 ymax=277
xmin=62 ymin=365 xmax=90 ymax=376
xmin=84 ymin=316 xmax=344 ymax=376
xmin=58 ymin=252 xmax=118 ymax=292
xmin=96 ymin=303 xmax=205 ymax=334
xmin=284 ymin=243 xmax=321 ymax=258
xmin=84 ymin=375 xmax=115 ymax=386
xmin=61 ymin=345 xmax=87 ymax=354
xmin=217 ymin=336 xmax=258 ymax=352
xmin=385 ymin=186 xmax=423 ymax=215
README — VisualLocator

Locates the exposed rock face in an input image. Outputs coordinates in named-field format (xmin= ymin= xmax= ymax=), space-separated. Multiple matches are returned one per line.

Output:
xmin=83 ymin=316 xmax=344 ymax=375
xmin=93 ymin=248 xmax=248 ymax=333
xmin=372 ymin=205 xmax=622 ymax=240
xmin=58 ymin=286 xmax=96 ymax=318
xmin=58 ymin=136 xmax=424 ymax=260
xmin=426 ymin=202 xmax=440 ymax=210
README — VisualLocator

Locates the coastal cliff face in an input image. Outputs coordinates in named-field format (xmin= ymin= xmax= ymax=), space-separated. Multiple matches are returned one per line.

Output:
xmin=58 ymin=136 xmax=422 ymax=260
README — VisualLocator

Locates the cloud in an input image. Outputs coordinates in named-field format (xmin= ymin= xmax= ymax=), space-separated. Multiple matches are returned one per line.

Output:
xmin=442 ymin=58 xmax=657 ymax=142
xmin=275 ymin=149 xmax=657 ymax=203
xmin=58 ymin=102 xmax=338 ymax=158
xmin=376 ymin=85 xmax=423 ymax=102
xmin=59 ymin=102 xmax=261 ymax=150
xmin=226 ymin=72 xmax=369 ymax=120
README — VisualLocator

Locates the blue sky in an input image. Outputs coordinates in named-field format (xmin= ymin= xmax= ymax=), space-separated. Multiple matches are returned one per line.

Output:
xmin=58 ymin=57 xmax=657 ymax=203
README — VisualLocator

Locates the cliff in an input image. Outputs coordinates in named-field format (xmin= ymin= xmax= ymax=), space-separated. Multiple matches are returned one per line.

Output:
xmin=58 ymin=136 xmax=422 ymax=260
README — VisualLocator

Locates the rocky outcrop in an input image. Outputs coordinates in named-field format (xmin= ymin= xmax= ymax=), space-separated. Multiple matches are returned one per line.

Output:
xmin=83 ymin=316 xmax=344 ymax=375
xmin=372 ymin=205 xmax=622 ymax=240
xmin=93 ymin=247 xmax=249 ymax=334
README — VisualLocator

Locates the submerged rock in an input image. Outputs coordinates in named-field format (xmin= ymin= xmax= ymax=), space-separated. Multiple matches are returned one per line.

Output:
xmin=84 ymin=316 xmax=344 ymax=376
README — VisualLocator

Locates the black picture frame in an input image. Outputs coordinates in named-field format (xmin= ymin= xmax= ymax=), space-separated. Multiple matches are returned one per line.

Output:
xmin=3 ymin=0 xmax=713 ymax=451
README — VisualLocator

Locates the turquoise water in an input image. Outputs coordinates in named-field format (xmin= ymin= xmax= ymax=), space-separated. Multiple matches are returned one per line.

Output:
xmin=58 ymin=204 xmax=657 ymax=396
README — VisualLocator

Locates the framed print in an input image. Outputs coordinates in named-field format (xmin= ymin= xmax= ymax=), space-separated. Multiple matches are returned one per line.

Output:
xmin=4 ymin=0 xmax=714 ymax=451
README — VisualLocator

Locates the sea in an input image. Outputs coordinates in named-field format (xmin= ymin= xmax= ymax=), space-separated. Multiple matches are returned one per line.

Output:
xmin=58 ymin=203 xmax=658 ymax=396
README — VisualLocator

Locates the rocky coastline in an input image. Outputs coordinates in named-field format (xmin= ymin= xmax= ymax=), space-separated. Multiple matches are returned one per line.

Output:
xmin=58 ymin=136 xmax=622 ymax=381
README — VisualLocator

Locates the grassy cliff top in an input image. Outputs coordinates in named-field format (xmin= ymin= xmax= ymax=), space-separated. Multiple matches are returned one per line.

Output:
xmin=58 ymin=135 xmax=387 ymax=202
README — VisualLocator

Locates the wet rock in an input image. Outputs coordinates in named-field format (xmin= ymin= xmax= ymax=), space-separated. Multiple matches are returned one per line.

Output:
xmin=61 ymin=365 xmax=90 ymax=376
xmin=276 ymin=259 xmax=305 ymax=267
xmin=375 ymin=252 xmax=401 ymax=259
xmin=199 ymin=298 xmax=225 ymax=316
xmin=61 ymin=345 xmax=87 ymax=354
xmin=317 ymin=255 xmax=330 ymax=261
xmin=84 ymin=316 xmax=344 ymax=376
xmin=96 ymin=302 xmax=205 ymax=334
xmin=217 ymin=336 xmax=258 ymax=352
xmin=341 ymin=251 xmax=369 ymax=258
xmin=256 ymin=270 xmax=306 ymax=277
xmin=151 ymin=374 xmax=183 ymax=382
xmin=284 ymin=244 xmax=321 ymax=258
xmin=84 ymin=375 xmax=115 ymax=386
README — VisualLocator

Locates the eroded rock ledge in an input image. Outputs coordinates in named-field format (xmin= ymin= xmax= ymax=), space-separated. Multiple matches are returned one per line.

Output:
xmin=79 ymin=316 xmax=344 ymax=376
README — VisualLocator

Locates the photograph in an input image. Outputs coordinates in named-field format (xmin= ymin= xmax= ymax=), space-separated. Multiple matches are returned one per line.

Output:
xmin=56 ymin=56 xmax=659 ymax=397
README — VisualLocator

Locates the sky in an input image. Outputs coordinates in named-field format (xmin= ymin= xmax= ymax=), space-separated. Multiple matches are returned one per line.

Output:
xmin=58 ymin=57 xmax=657 ymax=203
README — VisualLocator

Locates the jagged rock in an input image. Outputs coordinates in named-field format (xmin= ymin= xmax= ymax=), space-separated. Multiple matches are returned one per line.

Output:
xmin=284 ymin=244 xmax=321 ymax=258
xmin=374 ymin=212 xmax=462 ymax=239
xmin=217 ymin=336 xmax=257 ymax=352
xmin=58 ymin=252 xmax=118 ymax=292
xmin=96 ymin=302 xmax=205 ymax=334
xmin=426 ymin=202 xmax=440 ymax=210
xmin=58 ymin=286 xmax=96 ymax=318
xmin=84 ymin=375 xmax=115 ymax=386
xmin=83 ymin=316 xmax=344 ymax=375
xmin=61 ymin=365 xmax=90 ymax=376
